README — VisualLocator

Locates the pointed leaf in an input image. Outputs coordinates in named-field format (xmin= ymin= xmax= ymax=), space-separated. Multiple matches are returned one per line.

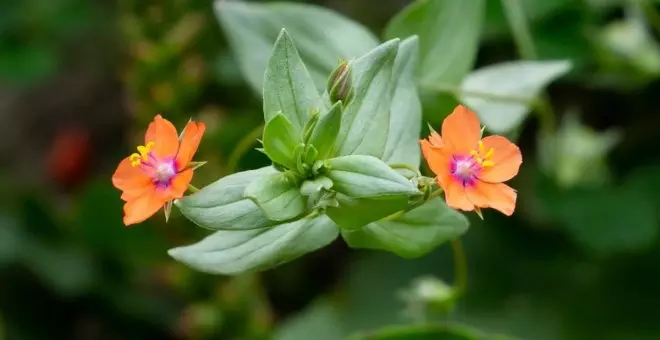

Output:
xmin=326 ymin=155 xmax=419 ymax=198
xmin=175 ymin=167 xmax=277 ymax=230
xmin=263 ymin=29 xmax=322 ymax=130
xmin=385 ymin=0 xmax=485 ymax=85
xmin=460 ymin=60 xmax=572 ymax=133
xmin=263 ymin=114 xmax=300 ymax=169
xmin=341 ymin=197 xmax=469 ymax=258
xmin=308 ymin=101 xmax=343 ymax=160
xmin=335 ymin=39 xmax=400 ymax=158
xmin=382 ymin=36 xmax=422 ymax=168
xmin=168 ymin=215 xmax=339 ymax=275
xmin=215 ymin=1 xmax=379 ymax=92
xmin=301 ymin=176 xmax=333 ymax=196
xmin=244 ymin=171 xmax=305 ymax=221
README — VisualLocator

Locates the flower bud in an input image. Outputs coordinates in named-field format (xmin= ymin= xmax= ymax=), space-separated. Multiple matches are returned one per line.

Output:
xmin=327 ymin=60 xmax=354 ymax=105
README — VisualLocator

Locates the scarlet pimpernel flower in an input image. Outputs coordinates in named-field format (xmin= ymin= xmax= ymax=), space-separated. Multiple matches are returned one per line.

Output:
xmin=112 ymin=115 xmax=206 ymax=226
xmin=420 ymin=105 xmax=522 ymax=216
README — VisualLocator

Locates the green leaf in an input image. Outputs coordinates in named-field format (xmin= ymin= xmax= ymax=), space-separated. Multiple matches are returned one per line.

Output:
xmin=341 ymin=197 xmax=469 ymax=258
xmin=326 ymin=155 xmax=419 ymax=198
xmin=335 ymin=39 xmax=400 ymax=158
xmin=301 ymin=176 xmax=333 ymax=196
xmin=168 ymin=214 xmax=339 ymax=275
xmin=263 ymin=29 xmax=322 ymax=130
xmin=308 ymin=101 xmax=342 ymax=160
xmin=215 ymin=1 xmax=379 ymax=92
xmin=381 ymin=36 xmax=422 ymax=168
xmin=350 ymin=324 xmax=504 ymax=340
xmin=460 ymin=60 xmax=572 ymax=133
xmin=175 ymin=167 xmax=277 ymax=231
xmin=384 ymin=0 xmax=485 ymax=85
xmin=263 ymin=114 xmax=300 ymax=169
xmin=326 ymin=194 xmax=410 ymax=230
xmin=244 ymin=171 xmax=306 ymax=222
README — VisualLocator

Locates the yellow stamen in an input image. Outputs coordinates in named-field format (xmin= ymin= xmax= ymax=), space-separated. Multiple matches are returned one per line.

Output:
xmin=129 ymin=141 xmax=155 ymax=167
xmin=471 ymin=140 xmax=495 ymax=167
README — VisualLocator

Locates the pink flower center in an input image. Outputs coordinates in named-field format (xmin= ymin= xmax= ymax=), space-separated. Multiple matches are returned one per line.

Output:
xmin=450 ymin=154 xmax=481 ymax=187
xmin=129 ymin=141 xmax=179 ymax=189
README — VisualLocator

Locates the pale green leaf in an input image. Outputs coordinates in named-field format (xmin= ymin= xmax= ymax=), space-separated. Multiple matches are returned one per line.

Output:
xmin=301 ymin=176 xmax=333 ymax=196
xmin=244 ymin=171 xmax=305 ymax=222
xmin=168 ymin=214 xmax=339 ymax=275
xmin=215 ymin=1 xmax=379 ymax=92
xmin=342 ymin=197 xmax=469 ymax=258
xmin=308 ymin=101 xmax=342 ymax=160
xmin=263 ymin=113 xmax=300 ymax=169
xmin=175 ymin=167 xmax=277 ymax=230
xmin=335 ymin=39 xmax=400 ymax=158
xmin=381 ymin=36 xmax=422 ymax=168
xmin=263 ymin=29 xmax=322 ymax=130
xmin=385 ymin=0 xmax=485 ymax=85
xmin=460 ymin=60 xmax=572 ymax=133
xmin=326 ymin=155 xmax=419 ymax=198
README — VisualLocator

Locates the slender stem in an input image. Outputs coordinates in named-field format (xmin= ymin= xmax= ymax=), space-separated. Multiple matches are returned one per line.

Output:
xmin=501 ymin=0 xmax=537 ymax=60
xmin=638 ymin=0 xmax=660 ymax=34
xmin=501 ymin=0 xmax=557 ymax=134
xmin=188 ymin=184 xmax=199 ymax=193
xmin=420 ymin=82 xmax=538 ymax=106
xmin=450 ymin=238 xmax=468 ymax=297
xmin=226 ymin=124 xmax=264 ymax=173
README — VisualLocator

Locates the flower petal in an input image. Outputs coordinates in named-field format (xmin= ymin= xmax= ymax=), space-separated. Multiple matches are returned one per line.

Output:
xmin=465 ymin=182 xmax=517 ymax=216
xmin=123 ymin=188 xmax=167 ymax=226
xmin=166 ymin=168 xmax=194 ymax=199
xmin=444 ymin=179 xmax=475 ymax=212
xmin=420 ymin=139 xmax=450 ymax=181
xmin=176 ymin=121 xmax=206 ymax=166
xmin=145 ymin=114 xmax=179 ymax=158
xmin=441 ymin=105 xmax=481 ymax=153
xmin=429 ymin=131 xmax=443 ymax=147
xmin=112 ymin=157 xmax=152 ymax=194
xmin=478 ymin=135 xmax=522 ymax=183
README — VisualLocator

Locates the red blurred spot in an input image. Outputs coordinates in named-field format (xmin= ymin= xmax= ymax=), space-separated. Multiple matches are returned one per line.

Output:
xmin=47 ymin=127 xmax=91 ymax=189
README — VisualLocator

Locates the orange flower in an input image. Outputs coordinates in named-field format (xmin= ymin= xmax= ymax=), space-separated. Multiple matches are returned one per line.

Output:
xmin=112 ymin=115 xmax=206 ymax=226
xmin=420 ymin=105 xmax=522 ymax=216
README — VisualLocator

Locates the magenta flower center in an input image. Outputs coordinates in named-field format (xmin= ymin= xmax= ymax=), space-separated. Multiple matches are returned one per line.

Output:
xmin=450 ymin=154 xmax=481 ymax=187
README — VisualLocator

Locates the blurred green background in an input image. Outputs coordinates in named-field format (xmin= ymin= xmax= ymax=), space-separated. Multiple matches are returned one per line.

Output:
xmin=2 ymin=0 xmax=660 ymax=339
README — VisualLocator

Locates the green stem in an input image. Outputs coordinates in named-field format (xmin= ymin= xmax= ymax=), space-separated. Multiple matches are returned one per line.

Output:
xmin=638 ymin=0 xmax=660 ymax=34
xmin=420 ymin=82 xmax=538 ymax=106
xmin=226 ymin=124 xmax=264 ymax=173
xmin=501 ymin=0 xmax=557 ymax=134
xmin=501 ymin=0 xmax=537 ymax=60
xmin=188 ymin=184 xmax=199 ymax=193
xmin=450 ymin=238 xmax=468 ymax=297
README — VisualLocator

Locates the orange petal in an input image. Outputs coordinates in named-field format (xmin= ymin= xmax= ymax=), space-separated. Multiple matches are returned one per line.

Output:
xmin=441 ymin=105 xmax=481 ymax=153
xmin=145 ymin=114 xmax=179 ymax=158
xmin=465 ymin=182 xmax=517 ymax=216
xmin=429 ymin=131 xmax=443 ymax=147
xmin=420 ymin=139 xmax=450 ymax=182
xmin=166 ymin=168 xmax=194 ymax=199
xmin=176 ymin=121 xmax=206 ymax=166
xmin=112 ymin=157 xmax=152 ymax=193
xmin=123 ymin=188 xmax=167 ymax=226
xmin=444 ymin=179 xmax=475 ymax=212
xmin=478 ymin=135 xmax=522 ymax=183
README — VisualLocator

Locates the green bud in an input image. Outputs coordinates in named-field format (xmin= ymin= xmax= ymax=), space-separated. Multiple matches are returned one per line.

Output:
xmin=327 ymin=60 xmax=354 ymax=105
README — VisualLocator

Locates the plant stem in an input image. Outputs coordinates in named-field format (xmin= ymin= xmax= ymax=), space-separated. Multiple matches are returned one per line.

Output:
xmin=501 ymin=0 xmax=557 ymax=134
xmin=501 ymin=0 xmax=537 ymax=60
xmin=226 ymin=124 xmax=264 ymax=173
xmin=450 ymin=238 xmax=468 ymax=297
xmin=188 ymin=184 xmax=199 ymax=193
